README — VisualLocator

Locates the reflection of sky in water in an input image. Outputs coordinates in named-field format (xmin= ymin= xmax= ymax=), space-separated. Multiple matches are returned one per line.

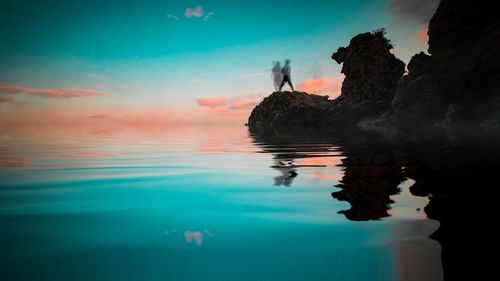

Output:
xmin=0 ymin=126 xmax=441 ymax=281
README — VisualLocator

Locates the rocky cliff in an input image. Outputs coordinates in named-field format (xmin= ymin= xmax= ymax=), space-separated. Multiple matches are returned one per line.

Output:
xmin=249 ymin=30 xmax=404 ymax=133
xmin=332 ymin=29 xmax=405 ymax=105
xmin=248 ymin=0 xmax=500 ymax=136
xmin=370 ymin=0 xmax=500 ymax=133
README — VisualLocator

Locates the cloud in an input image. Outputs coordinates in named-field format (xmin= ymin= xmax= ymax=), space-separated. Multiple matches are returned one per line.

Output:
xmin=166 ymin=14 xmax=179 ymax=21
xmin=415 ymin=25 xmax=428 ymax=42
xmin=388 ymin=0 xmax=439 ymax=24
xmin=229 ymin=96 xmax=260 ymax=110
xmin=185 ymin=6 xmax=204 ymax=18
xmin=297 ymin=75 xmax=344 ymax=99
xmin=89 ymin=113 xmax=112 ymax=119
xmin=204 ymin=12 xmax=214 ymax=21
xmin=197 ymin=97 xmax=227 ymax=108
xmin=0 ymin=96 xmax=14 ymax=102
xmin=0 ymin=83 xmax=108 ymax=99
xmin=197 ymin=93 xmax=264 ymax=111
xmin=0 ymin=95 xmax=30 ymax=104
xmin=184 ymin=231 xmax=203 ymax=246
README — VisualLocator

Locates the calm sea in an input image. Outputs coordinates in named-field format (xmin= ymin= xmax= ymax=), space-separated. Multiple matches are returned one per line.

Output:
xmin=3 ymin=125 xmax=480 ymax=281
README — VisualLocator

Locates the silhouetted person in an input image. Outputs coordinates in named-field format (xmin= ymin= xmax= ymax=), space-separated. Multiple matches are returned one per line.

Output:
xmin=279 ymin=59 xmax=294 ymax=92
xmin=271 ymin=61 xmax=283 ymax=91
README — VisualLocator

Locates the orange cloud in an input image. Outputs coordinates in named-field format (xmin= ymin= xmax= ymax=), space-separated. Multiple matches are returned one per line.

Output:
xmin=229 ymin=97 xmax=260 ymax=110
xmin=0 ymin=95 xmax=29 ymax=104
xmin=1 ymin=91 xmax=263 ymax=132
xmin=197 ymin=93 xmax=264 ymax=111
xmin=0 ymin=83 xmax=108 ymax=99
xmin=0 ymin=96 xmax=14 ymax=102
xmin=297 ymin=75 xmax=344 ymax=99
xmin=415 ymin=25 xmax=428 ymax=42
xmin=197 ymin=97 xmax=227 ymax=108
xmin=89 ymin=113 xmax=112 ymax=119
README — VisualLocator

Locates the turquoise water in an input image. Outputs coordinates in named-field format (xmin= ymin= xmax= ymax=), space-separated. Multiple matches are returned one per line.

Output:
xmin=0 ymin=126 xmax=442 ymax=281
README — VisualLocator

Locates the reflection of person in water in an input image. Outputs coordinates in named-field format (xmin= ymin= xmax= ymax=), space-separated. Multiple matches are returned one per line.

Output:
xmin=271 ymin=61 xmax=283 ymax=91
xmin=279 ymin=59 xmax=294 ymax=92
xmin=273 ymin=159 xmax=298 ymax=186
xmin=249 ymin=129 xmax=500 ymax=280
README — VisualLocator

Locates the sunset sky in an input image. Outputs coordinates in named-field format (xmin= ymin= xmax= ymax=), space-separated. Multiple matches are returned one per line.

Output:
xmin=0 ymin=0 xmax=438 ymax=127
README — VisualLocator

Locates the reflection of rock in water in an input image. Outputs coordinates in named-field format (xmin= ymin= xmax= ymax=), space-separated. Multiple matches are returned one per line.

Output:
xmin=396 ymin=144 xmax=498 ymax=280
xmin=250 ymin=132 xmax=337 ymax=187
xmin=333 ymin=139 xmax=499 ymax=279
xmin=332 ymin=147 xmax=405 ymax=221
xmin=249 ymin=128 xmax=499 ymax=280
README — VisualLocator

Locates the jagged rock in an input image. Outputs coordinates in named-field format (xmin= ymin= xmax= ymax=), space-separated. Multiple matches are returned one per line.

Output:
xmin=371 ymin=0 xmax=500 ymax=134
xmin=249 ymin=0 xmax=500 ymax=136
xmin=406 ymin=52 xmax=430 ymax=77
xmin=249 ymin=30 xmax=405 ymax=133
xmin=332 ymin=30 xmax=405 ymax=105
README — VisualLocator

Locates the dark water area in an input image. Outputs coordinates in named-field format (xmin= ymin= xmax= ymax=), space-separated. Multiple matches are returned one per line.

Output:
xmin=1 ymin=126 xmax=497 ymax=280
xmin=252 ymin=130 xmax=499 ymax=280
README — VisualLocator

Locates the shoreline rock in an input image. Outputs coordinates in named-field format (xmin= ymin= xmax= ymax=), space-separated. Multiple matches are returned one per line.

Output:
xmin=370 ymin=0 xmax=500 ymax=134
xmin=248 ymin=0 xmax=499 ymax=137
xmin=248 ymin=91 xmax=332 ymax=132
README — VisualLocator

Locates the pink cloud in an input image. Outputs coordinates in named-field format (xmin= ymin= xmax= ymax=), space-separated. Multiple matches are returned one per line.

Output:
xmin=197 ymin=93 xmax=264 ymax=111
xmin=0 ymin=95 xmax=30 ymax=104
xmin=89 ymin=113 xmax=112 ymax=119
xmin=415 ymin=25 xmax=429 ymax=42
xmin=229 ymin=97 xmax=260 ymax=110
xmin=0 ymin=83 xmax=108 ymax=99
xmin=297 ymin=75 xmax=344 ymax=99
xmin=185 ymin=6 xmax=204 ymax=18
xmin=197 ymin=97 xmax=227 ymax=108
xmin=211 ymin=107 xmax=231 ymax=114
xmin=0 ymin=96 xmax=14 ymax=102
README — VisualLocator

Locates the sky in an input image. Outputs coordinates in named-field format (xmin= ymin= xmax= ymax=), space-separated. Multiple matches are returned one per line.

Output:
xmin=0 ymin=0 xmax=438 ymax=128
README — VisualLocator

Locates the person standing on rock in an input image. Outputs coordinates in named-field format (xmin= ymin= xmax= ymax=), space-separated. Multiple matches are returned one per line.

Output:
xmin=271 ymin=61 xmax=283 ymax=91
xmin=279 ymin=59 xmax=294 ymax=92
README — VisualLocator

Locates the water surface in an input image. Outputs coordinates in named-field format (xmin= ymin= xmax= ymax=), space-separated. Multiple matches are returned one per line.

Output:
xmin=2 ymin=125 xmax=490 ymax=280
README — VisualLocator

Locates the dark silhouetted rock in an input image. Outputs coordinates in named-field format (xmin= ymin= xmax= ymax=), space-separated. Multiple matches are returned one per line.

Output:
xmin=248 ymin=30 xmax=405 ymax=133
xmin=370 ymin=0 xmax=500 ymax=134
xmin=249 ymin=0 xmax=500 ymax=137
xmin=332 ymin=29 xmax=405 ymax=105
xmin=248 ymin=91 xmax=332 ymax=132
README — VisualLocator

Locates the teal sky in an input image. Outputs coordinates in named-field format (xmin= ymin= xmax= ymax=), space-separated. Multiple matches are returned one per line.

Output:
xmin=0 ymin=0 xmax=437 ymax=122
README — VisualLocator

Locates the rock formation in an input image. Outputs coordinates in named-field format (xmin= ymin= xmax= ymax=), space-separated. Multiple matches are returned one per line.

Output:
xmin=331 ymin=29 xmax=405 ymax=105
xmin=248 ymin=0 xmax=499 ymax=136
xmin=371 ymin=0 xmax=500 ymax=134
xmin=248 ymin=91 xmax=332 ymax=132
xmin=248 ymin=30 xmax=404 ymax=133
